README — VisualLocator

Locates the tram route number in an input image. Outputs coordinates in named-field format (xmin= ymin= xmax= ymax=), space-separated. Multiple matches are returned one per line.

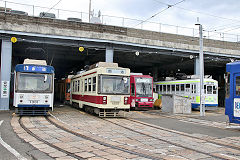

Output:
xmin=234 ymin=98 xmax=240 ymax=117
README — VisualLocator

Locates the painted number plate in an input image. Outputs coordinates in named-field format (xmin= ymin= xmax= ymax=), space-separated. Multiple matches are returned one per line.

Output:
xmin=111 ymin=96 xmax=121 ymax=102
xmin=234 ymin=98 xmax=240 ymax=117
xmin=141 ymin=98 xmax=148 ymax=102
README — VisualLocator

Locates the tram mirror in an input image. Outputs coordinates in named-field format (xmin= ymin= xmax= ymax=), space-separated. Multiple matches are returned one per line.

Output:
xmin=123 ymin=77 xmax=128 ymax=83
xmin=44 ymin=75 xmax=47 ymax=83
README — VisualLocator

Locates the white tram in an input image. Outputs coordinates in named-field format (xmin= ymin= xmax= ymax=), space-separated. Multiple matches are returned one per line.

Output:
xmin=14 ymin=59 xmax=55 ymax=115
xmin=154 ymin=77 xmax=218 ymax=109
xmin=70 ymin=62 xmax=130 ymax=117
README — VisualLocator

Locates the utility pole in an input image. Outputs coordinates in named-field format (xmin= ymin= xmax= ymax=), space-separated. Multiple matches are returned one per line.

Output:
xmin=89 ymin=0 xmax=92 ymax=23
xmin=196 ymin=21 xmax=205 ymax=116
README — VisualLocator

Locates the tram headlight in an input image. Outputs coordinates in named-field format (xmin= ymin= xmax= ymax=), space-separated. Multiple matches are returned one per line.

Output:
xmin=124 ymin=97 xmax=129 ymax=104
xmin=149 ymin=99 xmax=153 ymax=102
xmin=102 ymin=96 xmax=107 ymax=104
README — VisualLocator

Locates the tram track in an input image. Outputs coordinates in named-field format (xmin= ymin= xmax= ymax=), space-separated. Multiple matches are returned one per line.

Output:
xmin=19 ymin=105 xmax=240 ymax=160
xmin=103 ymin=117 xmax=239 ymax=160
xmin=51 ymin=107 xmax=240 ymax=159
xmin=125 ymin=117 xmax=240 ymax=151
xmin=46 ymin=115 xmax=161 ymax=160
xmin=18 ymin=116 xmax=85 ymax=160
xmin=134 ymin=110 xmax=239 ymax=129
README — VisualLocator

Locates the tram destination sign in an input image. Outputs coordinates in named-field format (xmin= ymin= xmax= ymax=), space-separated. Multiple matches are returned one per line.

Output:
xmin=136 ymin=78 xmax=151 ymax=83
xmin=234 ymin=98 xmax=240 ymax=117
xmin=24 ymin=65 xmax=47 ymax=72
xmin=106 ymin=68 xmax=126 ymax=74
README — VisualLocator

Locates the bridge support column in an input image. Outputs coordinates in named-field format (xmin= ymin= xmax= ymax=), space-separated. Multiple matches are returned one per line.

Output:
xmin=105 ymin=47 xmax=114 ymax=63
xmin=0 ymin=40 xmax=12 ymax=110
xmin=194 ymin=57 xmax=200 ymax=75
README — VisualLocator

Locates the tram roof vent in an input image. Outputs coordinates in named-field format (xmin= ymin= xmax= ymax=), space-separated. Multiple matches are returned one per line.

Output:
xmin=89 ymin=62 xmax=118 ymax=69
xmin=67 ymin=75 xmax=74 ymax=79
xmin=23 ymin=59 xmax=47 ymax=65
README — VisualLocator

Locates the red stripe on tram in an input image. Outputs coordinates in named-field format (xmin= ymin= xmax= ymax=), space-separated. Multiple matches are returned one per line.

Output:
xmin=72 ymin=94 xmax=104 ymax=104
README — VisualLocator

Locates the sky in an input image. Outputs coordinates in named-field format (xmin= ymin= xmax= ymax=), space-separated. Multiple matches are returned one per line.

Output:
xmin=2 ymin=0 xmax=240 ymax=41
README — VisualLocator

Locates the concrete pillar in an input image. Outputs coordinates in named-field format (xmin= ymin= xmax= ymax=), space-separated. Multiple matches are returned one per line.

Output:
xmin=105 ymin=47 xmax=114 ymax=63
xmin=0 ymin=40 xmax=12 ymax=110
xmin=194 ymin=57 xmax=200 ymax=75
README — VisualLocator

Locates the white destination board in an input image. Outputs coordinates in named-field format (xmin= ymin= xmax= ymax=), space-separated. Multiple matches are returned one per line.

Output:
xmin=234 ymin=98 xmax=240 ymax=117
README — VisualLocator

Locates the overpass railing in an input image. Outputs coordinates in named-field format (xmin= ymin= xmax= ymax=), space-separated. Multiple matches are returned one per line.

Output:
xmin=0 ymin=0 xmax=239 ymax=42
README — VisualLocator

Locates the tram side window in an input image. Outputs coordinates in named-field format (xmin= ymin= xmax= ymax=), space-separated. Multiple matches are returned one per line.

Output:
xmin=181 ymin=84 xmax=184 ymax=92
xmin=160 ymin=85 xmax=162 ymax=93
xmin=163 ymin=85 xmax=166 ymax=92
xmin=176 ymin=85 xmax=179 ymax=92
xmin=84 ymin=79 xmax=87 ymax=92
xmin=171 ymin=85 xmax=175 ymax=93
xmin=88 ymin=78 xmax=92 ymax=92
xmin=131 ymin=83 xmax=135 ymax=96
xmin=82 ymin=80 xmax=84 ymax=92
xmin=93 ymin=77 xmax=96 ymax=92
xmin=72 ymin=82 xmax=74 ymax=92
xmin=207 ymin=86 xmax=212 ymax=94
xmin=78 ymin=80 xmax=80 ymax=92
xmin=204 ymin=85 xmax=206 ymax=94
xmin=156 ymin=85 xmax=159 ymax=93
xmin=167 ymin=85 xmax=170 ymax=92
xmin=186 ymin=84 xmax=190 ymax=92
xmin=74 ymin=81 xmax=76 ymax=92
xmin=236 ymin=76 xmax=240 ymax=96
xmin=213 ymin=85 xmax=217 ymax=94
xmin=225 ymin=72 xmax=230 ymax=98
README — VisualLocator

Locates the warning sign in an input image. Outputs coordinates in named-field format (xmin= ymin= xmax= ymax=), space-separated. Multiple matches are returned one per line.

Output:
xmin=1 ymin=81 xmax=9 ymax=98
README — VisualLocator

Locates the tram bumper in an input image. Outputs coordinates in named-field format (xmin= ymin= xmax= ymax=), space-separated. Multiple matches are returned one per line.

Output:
xmin=15 ymin=104 xmax=51 ymax=116
xmin=136 ymin=102 xmax=153 ymax=108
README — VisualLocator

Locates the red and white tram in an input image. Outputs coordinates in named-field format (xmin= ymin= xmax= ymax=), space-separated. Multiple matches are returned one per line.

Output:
xmin=130 ymin=73 xmax=154 ymax=110
xmin=70 ymin=62 xmax=130 ymax=117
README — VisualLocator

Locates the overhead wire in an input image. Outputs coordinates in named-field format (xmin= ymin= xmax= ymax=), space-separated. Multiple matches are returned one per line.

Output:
xmin=133 ymin=0 xmax=186 ymax=27
xmin=40 ymin=0 xmax=63 ymax=17
xmin=152 ymin=0 xmax=240 ymax=33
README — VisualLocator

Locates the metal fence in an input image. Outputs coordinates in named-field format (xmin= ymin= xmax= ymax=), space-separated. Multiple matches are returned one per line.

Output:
xmin=0 ymin=0 xmax=239 ymax=42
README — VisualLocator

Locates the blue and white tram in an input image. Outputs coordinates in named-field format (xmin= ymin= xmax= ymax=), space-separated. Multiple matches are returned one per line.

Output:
xmin=225 ymin=61 xmax=240 ymax=124
xmin=14 ymin=59 xmax=55 ymax=115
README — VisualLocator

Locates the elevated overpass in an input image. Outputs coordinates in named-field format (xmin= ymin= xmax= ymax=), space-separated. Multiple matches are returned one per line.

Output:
xmin=1 ymin=13 xmax=240 ymax=110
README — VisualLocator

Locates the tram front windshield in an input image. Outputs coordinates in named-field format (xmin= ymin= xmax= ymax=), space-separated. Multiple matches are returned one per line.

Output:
xmin=100 ymin=75 xmax=130 ymax=94
xmin=16 ymin=72 xmax=53 ymax=93
xmin=135 ymin=77 xmax=152 ymax=97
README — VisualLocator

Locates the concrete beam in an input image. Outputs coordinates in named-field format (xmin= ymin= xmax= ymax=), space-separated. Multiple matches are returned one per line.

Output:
xmin=0 ymin=40 xmax=12 ymax=110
